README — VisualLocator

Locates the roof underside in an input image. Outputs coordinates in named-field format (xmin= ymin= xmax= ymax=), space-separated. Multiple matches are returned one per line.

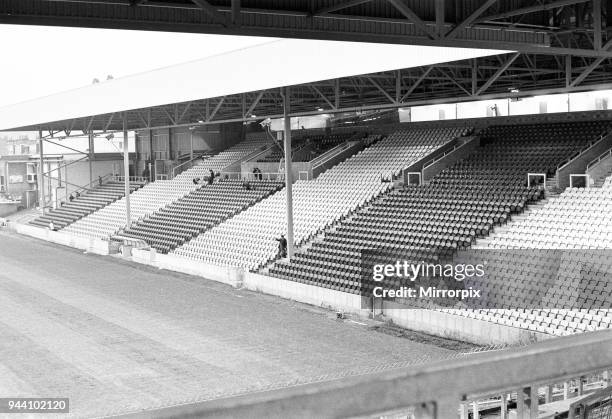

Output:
xmin=1 ymin=0 xmax=611 ymax=56
xmin=1 ymin=0 xmax=611 ymax=134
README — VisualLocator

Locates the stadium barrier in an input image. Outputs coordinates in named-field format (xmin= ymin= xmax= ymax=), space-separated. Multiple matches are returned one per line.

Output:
xmin=556 ymin=130 xmax=612 ymax=189
xmin=10 ymin=222 xmax=109 ymax=255
xmin=243 ymin=272 xmax=370 ymax=317
xmin=422 ymin=136 xmax=481 ymax=182
xmin=243 ymin=272 xmax=538 ymax=345
xmin=382 ymin=301 xmax=548 ymax=345
xmin=587 ymin=146 xmax=612 ymax=182
xmin=131 ymin=248 xmax=243 ymax=287
xmin=117 ymin=330 xmax=612 ymax=419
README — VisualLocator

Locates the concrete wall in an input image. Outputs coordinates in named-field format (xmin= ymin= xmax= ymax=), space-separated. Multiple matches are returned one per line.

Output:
xmin=399 ymin=138 xmax=460 ymax=185
xmin=240 ymin=160 xmax=310 ymax=181
xmin=10 ymin=223 xmax=109 ymax=255
xmin=63 ymin=159 xmax=120 ymax=195
xmin=422 ymin=137 xmax=481 ymax=182
xmin=136 ymin=123 xmax=244 ymax=178
xmin=243 ymin=272 xmax=371 ymax=317
xmin=557 ymin=134 xmax=612 ymax=189
xmin=587 ymin=152 xmax=612 ymax=184
xmin=0 ymin=202 xmax=20 ymax=217
xmin=131 ymin=249 xmax=243 ymax=287
xmin=311 ymin=141 xmax=365 ymax=178
xmin=382 ymin=302 xmax=549 ymax=345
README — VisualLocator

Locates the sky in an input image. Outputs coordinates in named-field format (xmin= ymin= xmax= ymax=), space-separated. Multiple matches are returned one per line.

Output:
xmin=0 ymin=24 xmax=271 ymax=107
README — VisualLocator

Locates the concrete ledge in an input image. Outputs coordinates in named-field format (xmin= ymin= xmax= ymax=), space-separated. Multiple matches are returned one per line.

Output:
xmin=383 ymin=301 xmax=551 ymax=345
xmin=11 ymin=223 xmax=109 ymax=255
xmin=243 ymin=272 xmax=371 ymax=318
xmin=131 ymin=248 xmax=243 ymax=288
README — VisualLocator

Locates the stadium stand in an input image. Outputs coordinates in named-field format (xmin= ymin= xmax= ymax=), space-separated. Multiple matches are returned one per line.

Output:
xmin=257 ymin=132 xmax=358 ymax=162
xmin=29 ymin=180 xmax=145 ymax=229
xmin=173 ymin=126 xmax=469 ymax=269
xmin=61 ymin=137 xmax=270 ymax=239
xmin=121 ymin=179 xmax=283 ymax=254
xmin=268 ymin=120 xmax=609 ymax=296
xmin=174 ymin=135 xmax=270 ymax=179
xmin=455 ymin=173 xmax=612 ymax=335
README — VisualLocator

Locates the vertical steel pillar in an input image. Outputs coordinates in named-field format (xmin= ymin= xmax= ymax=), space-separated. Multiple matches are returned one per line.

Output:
xmin=88 ymin=132 xmax=94 ymax=186
xmin=593 ymin=0 xmax=602 ymax=50
xmin=149 ymin=127 xmax=155 ymax=181
xmin=528 ymin=386 xmax=538 ymax=419
xmin=38 ymin=130 xmax=45 ymax=215
xmin=190 ymin=128 xmax=194 ymax=161
xmin=64 ymin=162 xmax=68 ymax=203
xmin=500 ymin=394 xmax=508 ymax=419
xmin=283 ymin=86 xmax=295 ymax=259
xmin=472 ymin=401 xmax=479 ymax=419
xmin=544 ymin=386 xmax=553 ymax=403
xmin=123 ymin=113 xmax=131 ymax=228
xmin=565 ymin=55 xmax=572 ymax=88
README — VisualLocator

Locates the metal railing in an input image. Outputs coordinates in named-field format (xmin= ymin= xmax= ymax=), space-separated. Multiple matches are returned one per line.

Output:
xmin=421 ymin=137 xmax=474 ymax=170
xmin=222 ymin=171 xmax=285 ymax=181
xmin=569 ymin=386 xmax=612 ymax=419
xmin=311 ymin=141 xmax=355 ymax=169
xmin=171 ymin=154 xmax=211 ymax=178
xmin=118 ymin=330 xmax=612 ymax=419
xmin=112 ymin=175 xmax=149 ymax=183
xmin=557 ymin=130 xmax=612 ymax=172
xmin=53 ymin=172 xmax=115 ymax=207
xmin=236 ymin=144 xmax=278 ymax=167
xmin=587 ymin=146 xmax=612 ymax=170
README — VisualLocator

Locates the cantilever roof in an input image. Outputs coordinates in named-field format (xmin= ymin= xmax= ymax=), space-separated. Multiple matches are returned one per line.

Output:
xmin=0 ymin=38 xmax=504 ymax=132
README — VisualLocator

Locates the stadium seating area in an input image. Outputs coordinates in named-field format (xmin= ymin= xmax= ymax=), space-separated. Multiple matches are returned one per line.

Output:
xmin=31 ymin=116 xmax=612 ymax=339
xmin=173 ymin=126 xmax=468 ymax=269
xmin=456 ymin=173 xmax=612 ymax=335
xmin=121 ymin=179 xmax=283 ymax=254
xmin=257 ymin=132 xmax=360 ymax=163
xmin=268 ymin=120 xmax=608 ymax=296
xmin=175 ymin=135 xmax=270 ymax=179
xmin=29 ymin=180 xmax=144 ymax=229
xmin=61 ymin=137 xmax=270 ymax=239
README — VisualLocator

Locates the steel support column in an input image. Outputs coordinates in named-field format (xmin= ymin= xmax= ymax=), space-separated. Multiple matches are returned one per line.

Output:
xmin=282 ymin=86 xmax=294 ymax=259
xmin=88 ymin=132 xmax=94 ymax=186
xmin=190 ymin=128 xmax=194 ymax=161
xmin=123 ymin=113 xmax=131 ymax=228
xmin=149 ymin=126 xmax=155 ymax=181
xmin=38 ymin=129 xmax=45 ymax=215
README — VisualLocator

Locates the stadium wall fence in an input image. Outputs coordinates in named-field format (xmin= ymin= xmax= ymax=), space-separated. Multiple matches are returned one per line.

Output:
xmin=10 ymin=222 xmax=109 ymax=255
xmin=131 ymin=248 xmax=243 ymax=287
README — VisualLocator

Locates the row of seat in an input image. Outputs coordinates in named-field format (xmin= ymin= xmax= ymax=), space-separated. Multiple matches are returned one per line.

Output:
xmin=267 ymin=121 xmax=607 ymax=322
xmin=121 ymin=179 xmax=284 ymax=253
xmin=257 ymin=132 xmax=358 ymax=162
xmin=62 ymin=137 xmax=271 ymax=238
xmin=463 ymin=170 xmax=612 ymax=334
xmin=173 ymin=126 xmax=469 ymax=269
xmin=29 ymin=180 xmax=144 ymax=229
